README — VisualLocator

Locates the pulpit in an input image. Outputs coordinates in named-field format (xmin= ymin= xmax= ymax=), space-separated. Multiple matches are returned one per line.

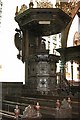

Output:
xmin=14 ymin=6 xmax=71 ymax=95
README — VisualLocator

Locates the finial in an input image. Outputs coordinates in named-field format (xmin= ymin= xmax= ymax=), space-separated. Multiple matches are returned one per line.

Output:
xmin=18 ymin=4 xmax=27 ymax=15
xmin=29 ymin=0 xmax=34 ymax=8
xmin=15 ymin=6 xmax=18 ymax=16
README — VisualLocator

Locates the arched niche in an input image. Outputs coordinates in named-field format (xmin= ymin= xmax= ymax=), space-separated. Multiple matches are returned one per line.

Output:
xmin=67 ymin=14 xmax=80 ymax=47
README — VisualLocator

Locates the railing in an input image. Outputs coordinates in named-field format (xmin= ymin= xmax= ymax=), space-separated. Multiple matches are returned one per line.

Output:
xmin=2 ymin=96 xmax=80 ymax=118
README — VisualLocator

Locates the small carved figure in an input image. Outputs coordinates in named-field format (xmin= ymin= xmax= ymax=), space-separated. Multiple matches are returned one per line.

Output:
xmin=35 ymin=102 xmax=40 ymax=111
xmin=56 ymin=99 xmax=60 ymax=110
xmin=14 ymin=32 xmax=22 ymax=51
xmin=35 ymin=102 xmax=40 ymax=117
xmin=55 ymin=99 xmax=61 ymax=118
xmin=61 ymin=98 xmax=69 ymax=108
xmin=40 ymin=40 xmax=46 ymax=50
xmin=67 ymin=97 xmax=72 ymax=108
xmin=22 ymin=105 xmax=40 ymax=118
xmin=60 ymin=98 xmax=72 ymax=118
xmin=14 ymin=105 xmax=20 ymax=119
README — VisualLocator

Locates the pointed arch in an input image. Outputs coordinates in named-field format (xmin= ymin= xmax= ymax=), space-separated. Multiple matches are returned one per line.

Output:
xmin=61 ymin=1 xmax=80 ymax=48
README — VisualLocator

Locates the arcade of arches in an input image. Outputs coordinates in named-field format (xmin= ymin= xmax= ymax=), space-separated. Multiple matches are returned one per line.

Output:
xmin=64 ymin=14 xmax=80 ymax=84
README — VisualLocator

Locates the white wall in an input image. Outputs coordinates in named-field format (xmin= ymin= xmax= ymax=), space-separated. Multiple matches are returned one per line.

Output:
xmin=0 ymin=0 xmax=30 ymax=83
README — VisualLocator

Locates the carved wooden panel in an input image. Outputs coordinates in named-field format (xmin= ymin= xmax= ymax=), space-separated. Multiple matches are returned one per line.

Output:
xmin=36 ymin=61 xmax=50 ymax=75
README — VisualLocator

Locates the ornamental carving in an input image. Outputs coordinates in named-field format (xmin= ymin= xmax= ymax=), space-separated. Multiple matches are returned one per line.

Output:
xmin=35 ymin=0 xmax=53 ymax=8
